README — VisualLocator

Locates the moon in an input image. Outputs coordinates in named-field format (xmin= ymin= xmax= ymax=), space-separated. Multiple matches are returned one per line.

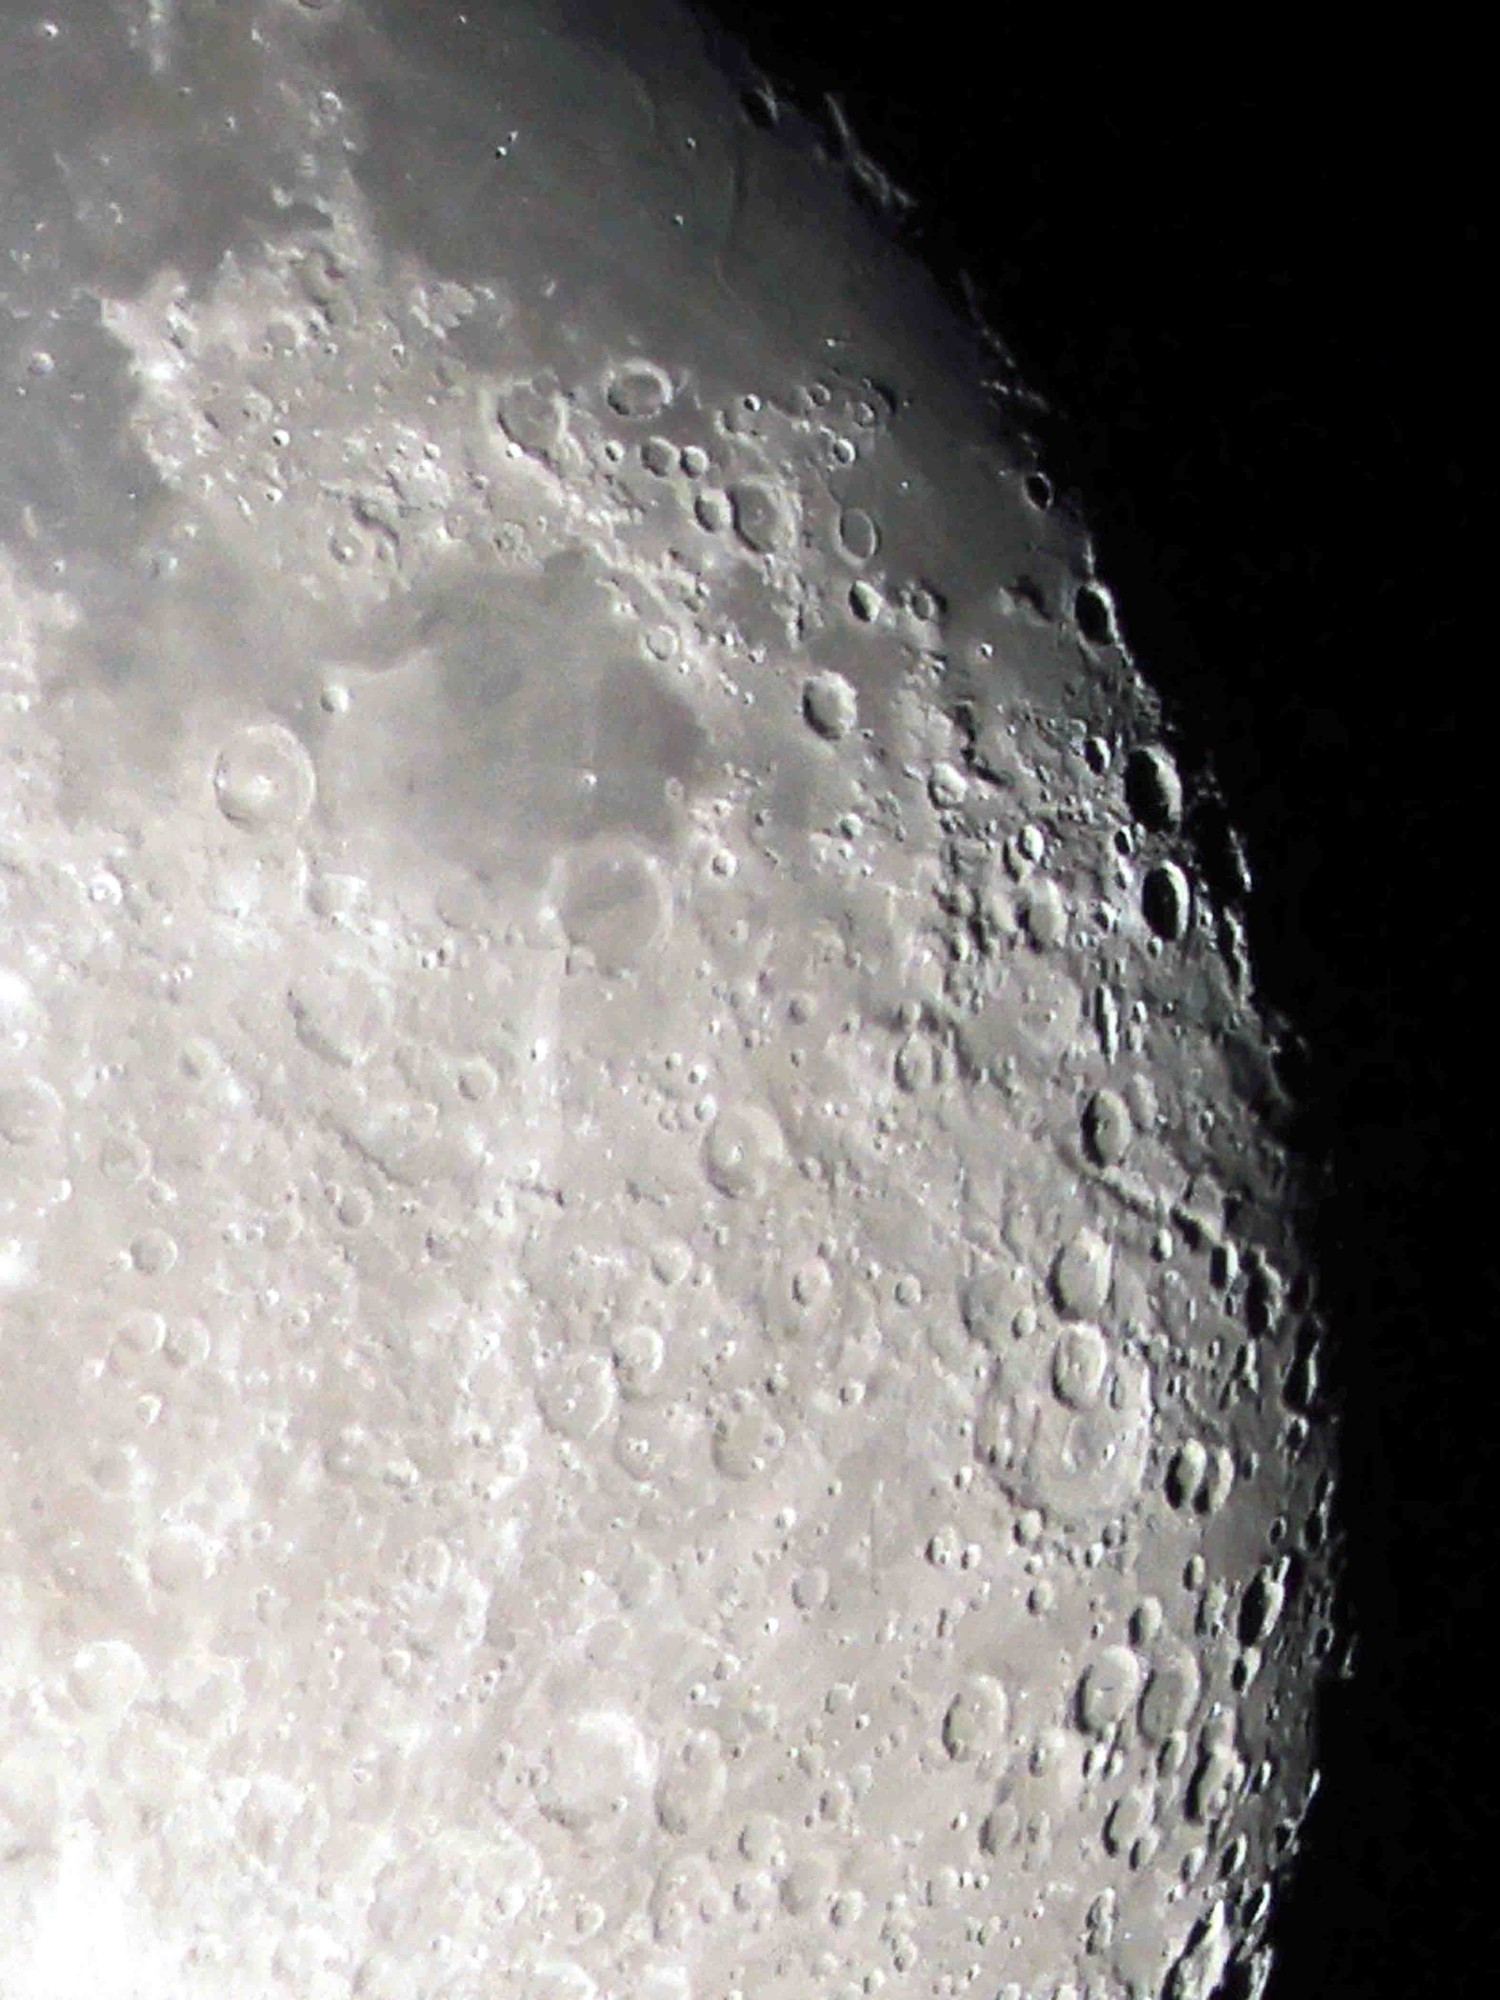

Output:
xmin=0 ymin=4 xmax=1336 ymax=1998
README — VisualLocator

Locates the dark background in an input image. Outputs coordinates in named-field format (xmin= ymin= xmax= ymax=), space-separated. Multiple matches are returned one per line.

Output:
xmin=695 ymin=11 xmax=1484 ymax=1997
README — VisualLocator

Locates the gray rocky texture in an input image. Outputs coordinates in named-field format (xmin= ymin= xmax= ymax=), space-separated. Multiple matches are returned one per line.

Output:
xmin=0 ymin=4 xmax=1336 ymax=1996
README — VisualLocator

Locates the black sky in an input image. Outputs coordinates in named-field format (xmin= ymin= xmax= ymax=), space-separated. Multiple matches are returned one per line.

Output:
xmin=694 ymin=12 xmax=1483 ymax=1997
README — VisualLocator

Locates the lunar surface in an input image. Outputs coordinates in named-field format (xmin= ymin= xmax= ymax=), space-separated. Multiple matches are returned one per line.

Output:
xmin=0 ymin=4 xmax=1338 ymax=1997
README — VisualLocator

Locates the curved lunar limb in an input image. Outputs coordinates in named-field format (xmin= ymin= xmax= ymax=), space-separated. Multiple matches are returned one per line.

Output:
xmin=0 ymin=5 xmax=1337 ymax=1997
